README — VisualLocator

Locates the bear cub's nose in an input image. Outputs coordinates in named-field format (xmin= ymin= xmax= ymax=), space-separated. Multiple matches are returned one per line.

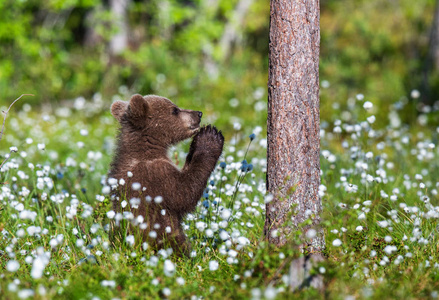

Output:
xmin=198 ymin=111 xmax=203 ymax=118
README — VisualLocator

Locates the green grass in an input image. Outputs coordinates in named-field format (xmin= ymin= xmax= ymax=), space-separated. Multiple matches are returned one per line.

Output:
xmin=0 ymin=91 xmax=439 ymax=299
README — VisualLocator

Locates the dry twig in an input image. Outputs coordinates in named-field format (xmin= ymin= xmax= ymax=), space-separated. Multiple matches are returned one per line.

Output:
xmin=0 ymin=94 xmax=34 ymax=175
xmin=0 ymin=94 xmax=34 ymax=142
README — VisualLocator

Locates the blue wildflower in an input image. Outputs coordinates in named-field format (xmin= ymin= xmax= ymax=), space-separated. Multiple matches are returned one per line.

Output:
xmin=241 ymin=159 xmax=248 ymax=172
xmin=220 ymin=162 xmax=226 ymax=169
xmin=202 ymin=200 xmax=210 ymax=208
xmin=56 ymin=172 xmax=64 ymax=179
xmin=249 ymin=133 xmax=256 ymax=141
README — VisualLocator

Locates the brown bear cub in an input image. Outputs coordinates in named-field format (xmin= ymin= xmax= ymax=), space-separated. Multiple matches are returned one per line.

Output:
xmin=108 ymin=94 xmax=224 ymax=255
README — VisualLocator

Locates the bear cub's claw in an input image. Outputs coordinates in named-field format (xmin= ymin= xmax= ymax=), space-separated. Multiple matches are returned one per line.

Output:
xmin=191 ymin=124 xmax=224 ymax=158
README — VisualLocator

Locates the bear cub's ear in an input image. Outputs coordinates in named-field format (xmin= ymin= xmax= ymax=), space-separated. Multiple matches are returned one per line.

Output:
xmin=128 ymin=94 xmax=149 ymax=119
xmin=111 ymin=101 xmax=128 ymax=122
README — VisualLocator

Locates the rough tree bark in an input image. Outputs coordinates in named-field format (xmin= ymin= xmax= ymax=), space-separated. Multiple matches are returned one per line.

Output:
xmin=265 ymin=0 xmax=323 ymax=252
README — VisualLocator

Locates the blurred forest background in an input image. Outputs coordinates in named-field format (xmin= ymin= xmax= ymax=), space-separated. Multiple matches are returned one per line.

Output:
xmin=1 ymin=0 xmax=439 ymax=129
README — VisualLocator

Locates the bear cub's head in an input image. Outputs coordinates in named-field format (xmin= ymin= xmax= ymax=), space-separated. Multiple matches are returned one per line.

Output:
xmin=111 ymin=94 xmax=202 ymax=146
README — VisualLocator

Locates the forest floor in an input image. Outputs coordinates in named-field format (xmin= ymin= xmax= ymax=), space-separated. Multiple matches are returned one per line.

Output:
xmin=1 ymin=93 xmax=439 ymax=299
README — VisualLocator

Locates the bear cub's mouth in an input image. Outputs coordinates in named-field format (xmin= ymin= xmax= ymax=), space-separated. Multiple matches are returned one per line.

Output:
xmin=188 ymin=110 xmax=202 ymax=132
xmin=189 ymin=124 xmax=201 ymax=133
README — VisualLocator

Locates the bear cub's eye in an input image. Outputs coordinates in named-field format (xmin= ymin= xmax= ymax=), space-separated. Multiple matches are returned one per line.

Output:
xmin=172 ymin=107 xmax=180 ymax=115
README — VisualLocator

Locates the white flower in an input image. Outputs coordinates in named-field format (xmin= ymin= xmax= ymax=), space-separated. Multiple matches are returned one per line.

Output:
xmin=195 ymin=222 xmax=206 ymax=232
xmin=31 ymin=251 xmax=50 ymax=279
xmin=162 ymin=288 xmax=171 ymax=297
xmin=102 ymin=186 xmax=111 ymax=195
xmin=18 ymin=289 xmax=34 ymax=299
xmin=101 ymin=280 xmax=116 ymax=288
xmin=221 ymin=208 xmax=231 ymax=220
xmin=363 ymin=101 xmax=373 ymax=110
xmin=76 ymin=239 xmax=84 ymax=247
xmin=142 ymin=242 xmax=149 ymax=251
xmin=6 ymin=260 xmax=20 ymax=272
xmin=410 ymin=89 xmax=420 ymax=99
xmin=251 ymin=288 xmax=261 ymax=299
xmin=16 ymin=229 xmax=25 ymax=238
xmin=367 ymin=115 xmax=376 ymax=124
xmin=19 ymin=210 xmax=37 ymax=221
xmin=108 ymin=178 xmax=118 ymax=185
xmin=264 ymin=286 xmax=277 ymax=300
xmin=209 ymin=260 xmax=219 ymax=271
xmin=164 ymin=260 xmax=175 ymax=277
xmin=332 ymin=239 xmax=342 ymax=247
xmin=151 ymin=278 xmax=159 ymax=286
xmin=176 ymin=277 xmax=185 ymax=285
xmin=132 ymin=182 xmax=141 ymax=191
xmin=377 ymin=220 xmax=388 ymax=228
xmin=356 ymin=226 xmax=363 ymax=232
xmin=306 ymin=229 xmax=317 ymax=239
xmin=106 ymin=210 xmax=115 ymax=219
xmin=126 ymin=235 xmax=135 ymax=246
xmin=384 ymin=245 xmax=397 ymax=255
xmin=219 ymin=230 xmax=229 ymax=241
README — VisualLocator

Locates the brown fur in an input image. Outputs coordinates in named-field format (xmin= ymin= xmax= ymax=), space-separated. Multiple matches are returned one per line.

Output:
xmin=108 ymin=94 xmax=224 ymax=255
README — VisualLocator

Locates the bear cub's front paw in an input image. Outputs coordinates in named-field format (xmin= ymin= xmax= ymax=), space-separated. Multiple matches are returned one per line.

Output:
xmin=191 ymin=125 xmax=224 ymax=158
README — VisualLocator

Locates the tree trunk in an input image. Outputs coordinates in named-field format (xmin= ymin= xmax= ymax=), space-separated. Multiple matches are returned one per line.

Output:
xmin=219 ymin=0 xmax=253 ymax=59
xmin=422 ymin=0 xmax=439 ymax=104
xmin=430 ymin=0 xmax=439 ymax=70
xmin=109 ymin=0 xmax=131 ymax=55
xmin=265 ymin=0 xmax=323 ymax=252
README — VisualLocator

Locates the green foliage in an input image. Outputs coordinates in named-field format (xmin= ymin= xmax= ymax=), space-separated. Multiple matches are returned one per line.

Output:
xmin=2 ymin=0 xmax=438 ymax=130
xmin=1 ymin=1 xmax=439 ymax=298
xmin=320 ymin=0 xmax=437 ymax=125
xmin=1 ymin=88 xmax=439 ymax=298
